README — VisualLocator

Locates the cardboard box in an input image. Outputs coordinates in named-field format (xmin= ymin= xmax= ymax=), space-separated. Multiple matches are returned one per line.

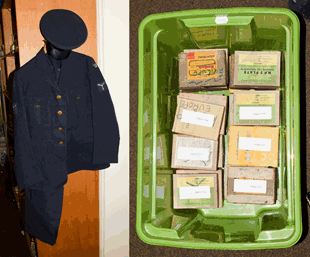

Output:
xmin=185 ymin=222 xmax=225 ymax=243
xmin=229 ymin=94 xmax=234 ymax=127
xmin=184 ymin=48 xmax=229 ymax=91
xmin=144 ymin=133 xmax=170 ymax=169
xmin=229 ymin=54 xmax=234 ymax=89
xmin=231 ymin=26 xmax=254 ymax=44
xmin=171 ymin=215 xmax=191 ymax=231
xmin=228 ymin=126 xmax=279 ymax=167
xmin=231 ymin=51 xmax=281 ymax=89
xmin=178 ymin=93 xmax=228 ymax=135
xmin=226 ymin=166 xmax=276 ymax=204
xmin=151 ymin=209 xmax=174 ymax=227
xmin=143 ymin=94 xmax=161 ymax=137
xmin=144 ymin=169 xmax=174 ymax=175
xmin=173 ymin=174 xmax=218 ymax=209
xmin=171 ymin=134 xmax=218 ymax=170
xmin=218 ymin=135 xmax=224 ymax=168
xmin=179 ymin=49 xmax=227 ymax=90
xmin=143 ymin=171 xmax=173 ymax=209
xmin=172 ymin=97 xmax=224 ymax=141
xmin=176 ymin=169 xmax=223 ymax=208
xmin=188 ymin=27 xmax=227 ymax=46
xmin=231 ymin=90 xmax=280 ymax=126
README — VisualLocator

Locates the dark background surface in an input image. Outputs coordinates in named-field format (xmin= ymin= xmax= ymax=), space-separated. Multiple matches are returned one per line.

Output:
xmin=130 ymin=0 xmax=310 ymax=256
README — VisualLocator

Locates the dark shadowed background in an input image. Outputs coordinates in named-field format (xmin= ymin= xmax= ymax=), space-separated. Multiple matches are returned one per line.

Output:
xmin=130 ymin=0 xmax=309 ymax=256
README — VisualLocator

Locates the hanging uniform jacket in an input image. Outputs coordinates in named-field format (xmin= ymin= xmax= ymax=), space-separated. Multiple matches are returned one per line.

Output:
xmin=12 ymin=47 xmax=120 ymax=245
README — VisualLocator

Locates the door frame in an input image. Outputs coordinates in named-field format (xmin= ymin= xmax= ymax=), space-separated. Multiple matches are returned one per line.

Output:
xmin=96 ymin=1 xmax=129 ymax=256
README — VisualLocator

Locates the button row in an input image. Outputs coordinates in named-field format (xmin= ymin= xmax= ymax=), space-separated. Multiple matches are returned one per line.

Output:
xmin=56 ymin=95 xmax=80 ymax=100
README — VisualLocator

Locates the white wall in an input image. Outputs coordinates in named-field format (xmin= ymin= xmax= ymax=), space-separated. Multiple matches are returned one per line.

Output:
xmin=97 ymin=0 xmax=129 ymax=256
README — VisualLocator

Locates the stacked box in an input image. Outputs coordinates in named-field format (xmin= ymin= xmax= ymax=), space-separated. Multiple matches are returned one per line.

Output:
xmin=143 ymin=171 xmax=173 ymax=209
xmin=188 ymin=27 xmax=227 ymax=48
xmin=178 ymin=93 xmax=228 ymax=135
xmin=172 ymin=97 xmax=224 ymax=141
xmin=176 ymin=169 xmax=223 ymax=208
xmin=144 ymin=134 xmax=170 ymax=169
xmin=179 ymin=49 xmax=227 ymax=91
xmin=226 ymin=166 xmax=276 ymax=204
xmin=183 ymin=48 xmax=229 ymax=91
xmin=151 ymin=209 xmax=174 ymax=227
xmin=143 ymin=94 xmax=157 ymax=137
xmin=171 ymin=215 xmax=191 ymax=231
xmin=228 ymin=126 xmax=279 ymax=167
xmin=230 ymin=51 xmax=281 ymax=89
xmin=231 ymin=26 xmax=254 ymax=44
xmin=218 ymin=135 xmax=224 ymax=169
xmin=229 ymin=90 xmax=280 ymax=126
xmin=171 ymin=134 xmax=218 ymax=170
xmin=173 ymin=174 xmax=218 ymax=209
xmin=186 ymin=222 xmax=225 ymax=243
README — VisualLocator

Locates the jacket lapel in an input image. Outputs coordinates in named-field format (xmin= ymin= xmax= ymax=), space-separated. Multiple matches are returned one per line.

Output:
xmin=35 ymin=47 xmax=60 ymax=92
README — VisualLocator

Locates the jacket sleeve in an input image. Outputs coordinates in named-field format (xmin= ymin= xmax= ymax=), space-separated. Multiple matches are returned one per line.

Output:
xmin=88 ymin=57 xmax=120 ymax=164
xmin=12 ymin=71 xmax=46 ymax=189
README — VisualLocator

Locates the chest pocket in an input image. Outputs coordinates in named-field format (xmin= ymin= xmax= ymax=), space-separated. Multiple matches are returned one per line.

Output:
xmin=30 ymin=98 xmax=53 ymax=128
xmin=75 ymin=93 xmax=92 ymax=118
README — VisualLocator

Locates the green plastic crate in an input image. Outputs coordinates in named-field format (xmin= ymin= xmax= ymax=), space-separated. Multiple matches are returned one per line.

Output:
xmin=136 ymin=7 xmax=301 ymax=250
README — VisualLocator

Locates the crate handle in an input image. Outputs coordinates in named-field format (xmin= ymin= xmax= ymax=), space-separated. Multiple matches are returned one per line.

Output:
xmin=180 ymin=15 xmax=254 ymax=27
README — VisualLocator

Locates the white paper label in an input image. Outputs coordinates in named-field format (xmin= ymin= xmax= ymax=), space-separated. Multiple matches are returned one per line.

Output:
xmin=143 ymin=185 xmax=149 ymax=198
xmin=143 ymin=185 xmax=165 ymax=199
xmin=157 ymin=146 xmax=162 ymax=160
xmin=234 ymin=179 xmax=267 ymax=194
xmin=239 ymin=106 xmax=272 ymax=120
xmin=181 ymin=109 xmax=215 ymax=127
xmin=238 ymin=137 xmax=272 ymax=152
xmin=174 ymin=224 xmax=182 ymax=230
xmin=144 ymin=110 xmax=148 ymax=125
xmin=144 ymin=147 xmax=150 ymax=160
xmin=156 ymin=186 xmax=165 ymax=199
xmin=177 ymin=147 xmax=210 ymax=161
xmin=179 ymin=186 xmax=211 ymax=199
xmin=215 ymin=15 xmax=228 ymax=24
xmin=144 ymin=146 xmax=161 ymax=160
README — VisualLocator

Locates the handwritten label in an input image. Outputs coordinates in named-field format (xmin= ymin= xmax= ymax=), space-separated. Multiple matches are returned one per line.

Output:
xmin=144 ymin=111 xmax=148 ymax=125
xmin=239 ymin=106 xmax=272 ymax=120
xmin=234 ymin=179 xmax=267 ymax=194
xmin=156 ymin=186 xmax=165 ymax=199
xmin=143 ymin=185 xmax=165 ymax=199
xmin=187 ymin=51 xmax=217 ymax=80
xmin=179 ymin=186 xmax=211 ymax=199
xmin=181 ymin=109 xmax=215 ymax=127
xmin=157 ymin=146 xmax=162 ymax=160
xmin=144 ymin=147 xmax=150 ymax=160
xmin=144 ymin=147 xmax=162 ymax=160
xmin=177 ymin=147 xmax=210 ymax=161
xmin=215 ymin=15 xmax=228 ymax=24
xmin=143 ymin=185 xmax=149 ymax=198
xmin=180 ymin=99 xmax=211 ymax=112
xmin=238 ymin=137 xmax=272 ymax=152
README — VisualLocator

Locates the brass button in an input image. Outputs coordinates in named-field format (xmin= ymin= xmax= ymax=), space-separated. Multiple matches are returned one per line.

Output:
xmin=56 ymin=95 xmax=61 ymax=99
xmin=77 ymin=96 xmax=80 ymax=99
xmin=58 ymin=127 xmax=63 ymax=131
xmin=59 ymin=141 xmax=63 ymax=145
xmin=57 ymin=110 xmax=62 ymax=115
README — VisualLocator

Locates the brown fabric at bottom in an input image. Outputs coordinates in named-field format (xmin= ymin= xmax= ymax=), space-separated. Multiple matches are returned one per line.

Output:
xmin=37 ymin=170 xmax=99 ymax=257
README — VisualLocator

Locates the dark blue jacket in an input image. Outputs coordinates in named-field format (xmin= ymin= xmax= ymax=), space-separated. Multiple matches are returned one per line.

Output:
xmin=12 ymin=47 xmax=120 ymax=245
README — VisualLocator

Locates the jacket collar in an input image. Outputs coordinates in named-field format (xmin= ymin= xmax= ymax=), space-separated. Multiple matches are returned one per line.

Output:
xmin=34 ymin=47 xmax=74 ymax=92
